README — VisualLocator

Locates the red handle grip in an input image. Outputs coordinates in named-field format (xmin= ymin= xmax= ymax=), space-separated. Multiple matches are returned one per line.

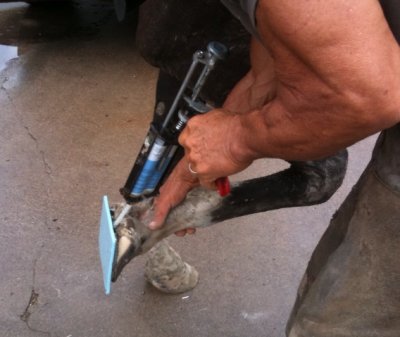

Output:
xmin=216 ymin=177 xmax=231 ymax=197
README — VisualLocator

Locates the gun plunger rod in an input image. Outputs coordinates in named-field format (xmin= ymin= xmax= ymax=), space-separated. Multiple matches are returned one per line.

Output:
xmin=161 ymin=53 xmax=201 ymax=131
xmin=162 ymin=49 xmax=219 ymax=131
xmin=191 ymin=57 xmax=216 ymax=100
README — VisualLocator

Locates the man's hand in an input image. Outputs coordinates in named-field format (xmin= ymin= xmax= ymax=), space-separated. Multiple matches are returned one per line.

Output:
xmin=148 ymin=157 xmax=199 ymax=236
xmin=178 ymin=109 xmax=254 ymax=190
xmin=147 ymin=109 xmax=256 ymax=236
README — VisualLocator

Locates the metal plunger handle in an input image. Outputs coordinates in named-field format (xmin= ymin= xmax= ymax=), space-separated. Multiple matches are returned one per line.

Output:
xmin=162 ymin=42 xmax=228 ymax=131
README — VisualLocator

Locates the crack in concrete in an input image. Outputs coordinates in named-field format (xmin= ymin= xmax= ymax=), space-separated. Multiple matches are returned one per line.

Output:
xmin=20 ymin=289 xmax=39 ymax=322
xmin=2 ymin=51 xmax=53 ymax=337
xmin=1 ymin=74 xmax=53 ymax=177
xmin=2 ymin=68 xmax=54 ymax=188
xmin=20 ymin=259 xmax=51 ymax=336
xmin=23 ymin=126 xmax=53 ymax=176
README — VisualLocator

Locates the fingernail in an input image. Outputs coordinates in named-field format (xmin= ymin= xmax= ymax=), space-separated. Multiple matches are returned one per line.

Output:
xmin=148 ymin=221 xmax=158 ymax=230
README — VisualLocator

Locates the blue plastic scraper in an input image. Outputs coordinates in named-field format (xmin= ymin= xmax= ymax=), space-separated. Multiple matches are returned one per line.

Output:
xmin=99 ymin=195 xmax=116 ymax=295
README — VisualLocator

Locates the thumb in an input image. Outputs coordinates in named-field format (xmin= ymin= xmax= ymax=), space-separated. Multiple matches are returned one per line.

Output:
xmin=147 ymin=197 xmax=171 ymax=230
xmin=147 ymin=158 xmax=199 ymax=231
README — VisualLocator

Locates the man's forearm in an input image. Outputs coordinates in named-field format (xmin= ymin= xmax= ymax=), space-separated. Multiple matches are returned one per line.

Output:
xmin=233 ymin=103 xmax=370 ymax=162
xmin=233 ymin=81 xmax=399 ymax=162
xmin=228 ymin=0 xmax=400 ymax=162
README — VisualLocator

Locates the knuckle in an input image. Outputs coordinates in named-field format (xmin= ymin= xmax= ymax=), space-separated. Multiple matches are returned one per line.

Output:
xmin=189 ymin=153 xmax=199 ymax=162
xmin=188 ymin=115 xmax=201 ymax=126
xmin=178 ymin=133 xmax=186 ymax=146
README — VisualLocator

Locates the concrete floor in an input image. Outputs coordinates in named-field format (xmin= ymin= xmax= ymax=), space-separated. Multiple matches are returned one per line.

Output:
xmin=0 ymin=2 xmax=378 ymax=337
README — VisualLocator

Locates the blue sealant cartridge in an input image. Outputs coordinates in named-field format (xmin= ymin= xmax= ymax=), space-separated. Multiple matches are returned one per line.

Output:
xmin=145 ymin=144 xmax=178 ymax=193
xmin=130 ymin=137 xmax=167 ymax=196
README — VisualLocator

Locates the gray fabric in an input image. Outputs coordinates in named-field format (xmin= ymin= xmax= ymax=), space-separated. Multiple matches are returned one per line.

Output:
xmin=220 ymin=0 xmax=259 ymax=38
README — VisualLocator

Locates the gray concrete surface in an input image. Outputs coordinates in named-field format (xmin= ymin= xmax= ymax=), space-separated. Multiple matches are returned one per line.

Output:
xmin=0 ymin=2 xmax=378 ymax=337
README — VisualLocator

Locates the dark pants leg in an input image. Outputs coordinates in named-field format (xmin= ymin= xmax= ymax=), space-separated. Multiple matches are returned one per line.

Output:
xmin=287 ymin=127 xmax=400 ymax=337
